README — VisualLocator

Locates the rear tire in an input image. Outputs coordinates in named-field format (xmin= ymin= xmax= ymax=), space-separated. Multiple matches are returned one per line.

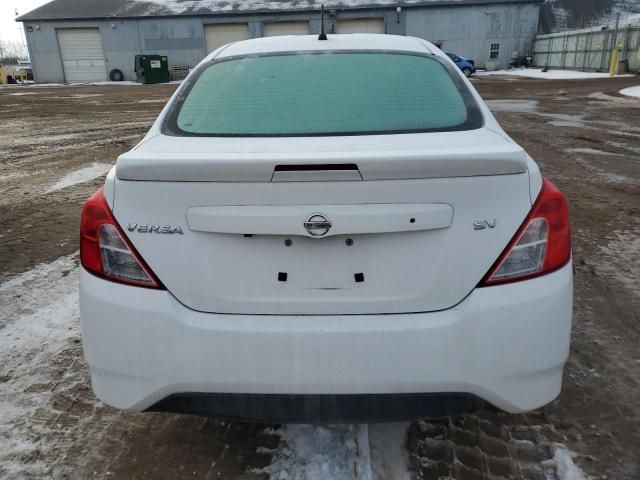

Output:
xmin=462 ymin=67 xmax=473 ymax=78
xmin=109 ymin=69 xmax=124 ymax=82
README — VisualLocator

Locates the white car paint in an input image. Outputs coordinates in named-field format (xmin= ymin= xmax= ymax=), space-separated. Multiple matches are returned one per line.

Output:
xmin=80 ymin=34 xmax=572 ymax=419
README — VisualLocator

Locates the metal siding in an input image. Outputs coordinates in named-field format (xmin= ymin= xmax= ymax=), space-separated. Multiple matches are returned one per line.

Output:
xmin=138 ymin=17 xmax=208 ymax=69
xmin=336 ymin=18 xmax=385 ymax=34
xmin=405 ymin=4 xmax=541 ymax=69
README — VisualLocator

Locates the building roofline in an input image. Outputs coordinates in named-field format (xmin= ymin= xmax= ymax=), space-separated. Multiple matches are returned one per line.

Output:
xmin=17 ymin=0 xmax=544 ymax=22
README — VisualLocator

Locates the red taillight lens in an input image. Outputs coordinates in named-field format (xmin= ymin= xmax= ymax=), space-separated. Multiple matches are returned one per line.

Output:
xmin=480 ymin=177 xmax=571 ymax=286
xmin=80 ymin=188 xmax=164 ymax=289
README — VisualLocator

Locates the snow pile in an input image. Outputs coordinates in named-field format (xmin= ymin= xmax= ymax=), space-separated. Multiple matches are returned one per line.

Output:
xmin=620 ymin=86 xmax=640 ymax=98
xmin=260 ymin=423 xmax=411 ymax=480
xmin=478 ymin=69 xmax=630 ymax=80
xmin=0 ymin=256 xmax=80 ymax=476
xmin=552 ymin=446 xmax=587 ymax=480
xmin=260 ymin=424 xmax=372 ymax=480
xmin=46 ymin=162 xmax=112 ymax=193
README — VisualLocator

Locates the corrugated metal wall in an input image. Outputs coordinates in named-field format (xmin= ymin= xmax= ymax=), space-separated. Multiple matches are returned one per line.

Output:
xmin=533 ymin=25 xmax=640 ymax=73
xmin=406 ymin=3 xmax=541 ymax=69
xmin=24 ymin=2 xmax=542 ymax=83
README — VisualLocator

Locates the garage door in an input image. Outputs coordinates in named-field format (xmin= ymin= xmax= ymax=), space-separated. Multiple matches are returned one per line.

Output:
xmin=57 ymin=28 xmax=107 ymax=83
xmin=205 ymin=24 xmax=250 ymax=54
xmin=263 ymin=21 xmax=310 ymax=37
xmin=336 ymin=18 xmax=385 ymax=34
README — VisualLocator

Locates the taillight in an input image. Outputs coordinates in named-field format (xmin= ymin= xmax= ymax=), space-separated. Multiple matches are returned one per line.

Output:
xmin=480 ymin=177 xmax=570 ymax=286
xmin=80 ymin=188 xmax=164 ymax=289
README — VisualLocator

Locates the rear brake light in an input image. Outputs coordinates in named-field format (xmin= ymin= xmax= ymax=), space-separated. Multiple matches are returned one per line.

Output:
xmin=80 ymin=188 xmax=164 ymax=289
xmin=480 ymin=177 xmax=570 ymax=286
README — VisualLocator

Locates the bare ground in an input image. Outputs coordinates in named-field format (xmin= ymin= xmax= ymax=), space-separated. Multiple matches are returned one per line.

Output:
xmin=0 ymin=76 xmax=639 ymax=479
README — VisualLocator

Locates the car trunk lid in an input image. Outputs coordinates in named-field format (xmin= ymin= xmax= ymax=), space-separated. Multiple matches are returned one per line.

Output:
xmin=111 ymin=130 xmax=533 ymax=315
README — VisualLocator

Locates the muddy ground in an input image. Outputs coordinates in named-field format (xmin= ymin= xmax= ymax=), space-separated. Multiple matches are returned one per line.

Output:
xmin=0 ymin=75 xmax=639 ymax=479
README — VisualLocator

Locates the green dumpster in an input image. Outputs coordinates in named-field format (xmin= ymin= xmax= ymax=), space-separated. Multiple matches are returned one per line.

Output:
xmin=135 ymin=55 xmax=170 ymax=84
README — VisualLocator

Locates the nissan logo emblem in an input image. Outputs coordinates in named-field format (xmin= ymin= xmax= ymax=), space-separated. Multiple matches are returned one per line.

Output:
xmin=304 ymin=214 xmax=332 ymax=237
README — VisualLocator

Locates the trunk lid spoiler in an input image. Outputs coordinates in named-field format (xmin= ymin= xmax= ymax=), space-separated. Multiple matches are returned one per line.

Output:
xmin=116 ymin=129 xmax=527 ymax=182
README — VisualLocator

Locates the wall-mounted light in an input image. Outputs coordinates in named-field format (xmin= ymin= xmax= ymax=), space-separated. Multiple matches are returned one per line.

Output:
xmin=111 ymin=23 xmax=116 ymax=29
xmin=396 ymin=6 xmax=402 ymax=24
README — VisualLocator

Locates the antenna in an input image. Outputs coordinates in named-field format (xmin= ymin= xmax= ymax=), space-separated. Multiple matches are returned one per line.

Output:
xmin=318 ymin=5 xmax=327 ymax=40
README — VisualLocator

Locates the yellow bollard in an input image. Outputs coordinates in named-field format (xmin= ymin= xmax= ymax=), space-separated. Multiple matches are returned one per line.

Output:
xmin=609 ymin=48 xmax=618 ymax=77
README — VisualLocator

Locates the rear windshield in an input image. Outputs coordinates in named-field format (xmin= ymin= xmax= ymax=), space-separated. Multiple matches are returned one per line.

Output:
xmin=164 ymin=51 xmax=483 ymax=137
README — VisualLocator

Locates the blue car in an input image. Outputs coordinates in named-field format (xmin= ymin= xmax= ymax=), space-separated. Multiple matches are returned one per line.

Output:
xmin=446 ymin=53 xmax=476 ymax=77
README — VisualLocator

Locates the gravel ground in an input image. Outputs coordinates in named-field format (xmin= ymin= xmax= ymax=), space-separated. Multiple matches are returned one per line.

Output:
xmin=0 ymin=76 xmax=639 ymax=479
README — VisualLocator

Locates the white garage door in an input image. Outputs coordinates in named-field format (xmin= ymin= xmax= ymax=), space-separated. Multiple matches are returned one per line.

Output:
xmin=57 ymin=28 xmax=107 ymax=83
xmin=205 ymin=24 xmax=250 ymax=54
xmin=336 ymin=18 xmax=385 ymax=34
xmin=263 ymin=21 xmax=310 ymax=37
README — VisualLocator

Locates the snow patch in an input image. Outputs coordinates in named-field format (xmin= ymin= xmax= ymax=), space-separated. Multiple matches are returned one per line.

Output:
xmin=0 ymin=256 xmax=80 ymax=476
xmin=368 ymin=423 xmax=412 ymax=480
xmin=486 ymin=99 xmax=539 ymax=113
xmin=130 ymin=0 xmax=467 ymax=14
xmin=259 ymin=423 xmax=411 ymax=480
xmin=548 ymin=121 xmax=586 ymax=128
xmin=260 ymin=424 xmax=369 ymax=480
xmin=46 ymin=162 xmax=113 ymax=193
xmin=620 ymin=86 xmax=640 ymax=98
xmin=478 ymin=69 xmax=632 ymax=80
xmin=565 ymin=148 xmax=622 ymax=156
xmin=553 ymin=446 xmax=587 ymax=480
xmin=607 ymin=141 xmax=640 ymax=154
xmin=86 ymin=81 xmax=141 ymax=86
xmin=61 ymin=94 xmax=105 ymax=99
xmin=543 ymin=113 xmax=587 ymax=129
xmin=599 ymin=229 xmax=640 ymax=295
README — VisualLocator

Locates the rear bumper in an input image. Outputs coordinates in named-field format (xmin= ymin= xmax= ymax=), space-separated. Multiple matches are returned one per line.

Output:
xmin=80 ymin=263 xmax=572 ymax=419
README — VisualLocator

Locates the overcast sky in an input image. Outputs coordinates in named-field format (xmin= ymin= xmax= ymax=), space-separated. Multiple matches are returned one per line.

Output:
xmin=0 ymin=0 xmax=51 ymax=43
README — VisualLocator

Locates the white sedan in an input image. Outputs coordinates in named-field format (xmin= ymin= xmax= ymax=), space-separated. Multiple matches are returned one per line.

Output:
xmin=79 ymin=34 xmax=572 ymax=422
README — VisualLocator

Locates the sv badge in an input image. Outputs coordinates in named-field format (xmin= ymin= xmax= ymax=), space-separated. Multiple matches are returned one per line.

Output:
xmin=474 ymin=220 xmax=498 ymax=230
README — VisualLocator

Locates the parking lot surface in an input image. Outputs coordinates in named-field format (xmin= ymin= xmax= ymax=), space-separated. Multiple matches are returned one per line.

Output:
xmin=1 ymin=76 xmax=639 ymax=479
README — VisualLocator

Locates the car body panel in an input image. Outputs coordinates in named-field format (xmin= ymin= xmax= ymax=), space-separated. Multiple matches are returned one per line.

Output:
xmin=111 ymin=173 xmax=533 ymax=315
xmin=80 ymin=262 xmax=572 ymax=413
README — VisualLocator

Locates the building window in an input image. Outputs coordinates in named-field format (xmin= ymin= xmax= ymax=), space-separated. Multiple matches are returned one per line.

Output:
xmin=489 ymin=43 xmax=500 ymax=59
